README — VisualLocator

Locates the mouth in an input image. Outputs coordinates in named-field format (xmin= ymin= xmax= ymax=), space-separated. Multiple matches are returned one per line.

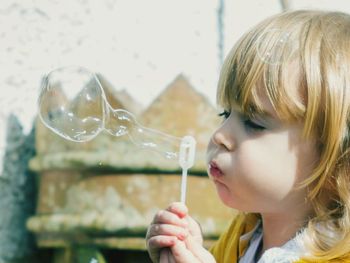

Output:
xmin=208 ymin=161 xmax=223 ymax=179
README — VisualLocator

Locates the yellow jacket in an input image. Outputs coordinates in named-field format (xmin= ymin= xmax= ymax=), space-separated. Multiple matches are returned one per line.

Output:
xmin=209 ymin=213 xmax=350 ymax=263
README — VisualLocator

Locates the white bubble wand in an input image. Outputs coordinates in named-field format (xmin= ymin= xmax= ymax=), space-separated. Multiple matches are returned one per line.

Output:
xmin=178 ymin=136 xmax=196 ymax=203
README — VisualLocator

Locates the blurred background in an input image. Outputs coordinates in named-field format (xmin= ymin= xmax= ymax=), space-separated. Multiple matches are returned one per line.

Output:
xmin=1 ymin=0 xmax=350 ymax=262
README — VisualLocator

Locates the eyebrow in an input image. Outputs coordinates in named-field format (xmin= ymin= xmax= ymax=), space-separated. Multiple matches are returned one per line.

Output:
xmin=244 ymin=104 xmax=277 ymax=120
xmin=228 ymin=101 xmax=278 ymax=122
xmin=256 ymin=109 xmax=276 ymax=120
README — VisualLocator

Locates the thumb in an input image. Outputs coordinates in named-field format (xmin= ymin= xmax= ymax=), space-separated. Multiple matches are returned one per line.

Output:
xmin=184 ymin=234 xmax=216 ymax=262
xmin=170 ymin=240 xmax=199 ymax=263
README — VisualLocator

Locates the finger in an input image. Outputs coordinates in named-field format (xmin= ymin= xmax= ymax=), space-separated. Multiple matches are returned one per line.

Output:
xmin=160 ymin=249 xmax=170 ymax=263
xmin=147 ymin=223 xmax=188 ymax=241
xmin=147 ymin=235 xmax=177 ymax=251
xmin=184 ymin=235 xmax=215 ymax=262
xmin=167 ymin=202 xmax=188 ymax=218
xmin=148 ymin=237 xmax=177 ymax=263
xmin=169 ymin=252 xmax=176 ymax=263
xmin=170 ymin=239 xmax=199 ymax=263
xmin=152 ymin=209 xmax=188 ymax=227
xmin=185 ymin=216 xmax=202 ymax=233
xmin=160 ymin=249 xmax=177 ymax=263
xmin=183 ymin=216 xmax=203 ymax=243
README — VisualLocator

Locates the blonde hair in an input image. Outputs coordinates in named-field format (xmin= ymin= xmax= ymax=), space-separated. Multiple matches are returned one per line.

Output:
xmin=217 ymin=10 xmax=350 ymax=261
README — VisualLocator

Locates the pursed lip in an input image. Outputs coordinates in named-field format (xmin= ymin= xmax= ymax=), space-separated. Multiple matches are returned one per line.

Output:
xmin=208 ymin=161 xmax=224 ymax=179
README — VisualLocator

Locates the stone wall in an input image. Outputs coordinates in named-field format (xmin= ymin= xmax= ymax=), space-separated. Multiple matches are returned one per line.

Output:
xmin=25 ymin=75 xmax=233 ymax=262
xmin=0 ymin=115 xmax=37 ymax=262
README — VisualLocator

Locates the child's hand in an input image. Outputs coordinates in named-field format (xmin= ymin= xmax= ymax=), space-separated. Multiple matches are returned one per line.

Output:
xmin=169 ymin=234 xmax=216 ymax=263
xmin=158 ymin=237 xmax=217 ymax=263
xmin=146 ymin=202 xmax=204 ymax=263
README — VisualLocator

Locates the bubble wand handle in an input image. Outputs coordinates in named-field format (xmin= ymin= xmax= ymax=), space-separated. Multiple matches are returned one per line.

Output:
xmin=178 ymin=136 xmax=196 ymax=204
xmin=180 ymin=169 xmax=188 ymax=204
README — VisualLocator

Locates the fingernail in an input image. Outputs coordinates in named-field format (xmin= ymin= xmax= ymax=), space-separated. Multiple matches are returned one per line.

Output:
xmin=177 ymin=235 xmax=185 ymax=241
xmin=178 ymin=231 xmax=188 ymax=240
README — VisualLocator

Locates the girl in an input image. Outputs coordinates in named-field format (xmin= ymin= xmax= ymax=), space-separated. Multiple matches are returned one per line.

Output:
xmin=146 ymin=10 xmax=350 ymax=262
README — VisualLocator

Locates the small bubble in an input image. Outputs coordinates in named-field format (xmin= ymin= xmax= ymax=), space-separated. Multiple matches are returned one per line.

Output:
xmin=256 ymin=29 xmax=293 ymax=65
xmin=115 ymin=126 xmax=128 ymax=136
xmin=165 ymin=152 xmax=177 ymax=159
xmin=142 ymin=142 xmax=157 ymax=148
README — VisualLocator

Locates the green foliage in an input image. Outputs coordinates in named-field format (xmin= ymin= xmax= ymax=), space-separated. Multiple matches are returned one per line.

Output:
xmin=76 ymin=247 xmax=106 ymax=263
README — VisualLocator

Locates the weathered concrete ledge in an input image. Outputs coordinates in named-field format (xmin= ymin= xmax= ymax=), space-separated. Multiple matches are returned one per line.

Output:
xmin=29 ymin=150 xmax=207 ymax=174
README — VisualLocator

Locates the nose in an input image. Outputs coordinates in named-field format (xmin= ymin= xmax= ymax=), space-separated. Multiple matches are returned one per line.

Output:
xmin=211 ymin=121 xmax=235 ymax=152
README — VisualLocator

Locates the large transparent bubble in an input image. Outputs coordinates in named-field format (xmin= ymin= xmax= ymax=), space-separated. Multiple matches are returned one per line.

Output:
xmin=38 ymin=66 xmax=196 ymax=203
xmin=38 ymin=66 xmax=194 ymax=160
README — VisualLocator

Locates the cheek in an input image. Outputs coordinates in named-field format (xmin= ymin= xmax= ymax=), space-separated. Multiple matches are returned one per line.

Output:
xmin=237 ymin=140 xmax=299 ymax=201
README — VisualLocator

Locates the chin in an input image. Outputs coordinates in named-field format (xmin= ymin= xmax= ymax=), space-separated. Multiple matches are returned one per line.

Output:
xmin=215 ymin=184 xmax=257 ymax=212
xmin=214 ymin=181 xmax=236 ymax=208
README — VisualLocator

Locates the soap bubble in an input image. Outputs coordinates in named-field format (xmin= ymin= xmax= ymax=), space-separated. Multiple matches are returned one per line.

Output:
xmin=38 ymin=67 xmax=106 ymax=142
xmin=256 ymin=29 xmax=293 ymax=65
xmin=104 ymin=108 xmax=182 ymax=159
xmin=38 ymin=66 xmax=196 ymax=203
xmin=38 ymin=66 xmax=184 ymax=160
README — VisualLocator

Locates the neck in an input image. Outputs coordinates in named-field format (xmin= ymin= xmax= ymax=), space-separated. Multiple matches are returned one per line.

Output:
xmin=259 ymin=210 xmax=310 ymax=256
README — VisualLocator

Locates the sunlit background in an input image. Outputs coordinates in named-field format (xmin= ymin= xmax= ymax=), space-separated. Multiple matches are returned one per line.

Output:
xmin=1 ymin=0 xmax=350 ymax=171
xmin=1 ymin=0 xmax=350 ymax=262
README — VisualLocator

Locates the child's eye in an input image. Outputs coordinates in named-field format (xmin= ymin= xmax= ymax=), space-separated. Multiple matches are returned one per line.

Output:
xmin=218 ymin=110 xmax=230 ymax=120
xmin=243 ymin=118 xmax=266 ymax=132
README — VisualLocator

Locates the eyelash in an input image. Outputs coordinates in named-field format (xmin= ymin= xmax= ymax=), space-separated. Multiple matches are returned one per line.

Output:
xmin=218 ymin=110 xmax=230 ymax=119
xmin=218 ymin=110 xmax=266 ymax=132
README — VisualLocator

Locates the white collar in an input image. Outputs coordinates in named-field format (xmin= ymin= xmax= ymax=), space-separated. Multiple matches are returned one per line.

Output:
xmin=239 ymin=220 xmax=307 ymax=263
xmin=258 ymin=232 xmax=306 ymax=263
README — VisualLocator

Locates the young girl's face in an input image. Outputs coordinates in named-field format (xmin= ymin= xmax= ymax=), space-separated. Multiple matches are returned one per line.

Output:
xmin=206 ymin=89 xmax=319 ymax=214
